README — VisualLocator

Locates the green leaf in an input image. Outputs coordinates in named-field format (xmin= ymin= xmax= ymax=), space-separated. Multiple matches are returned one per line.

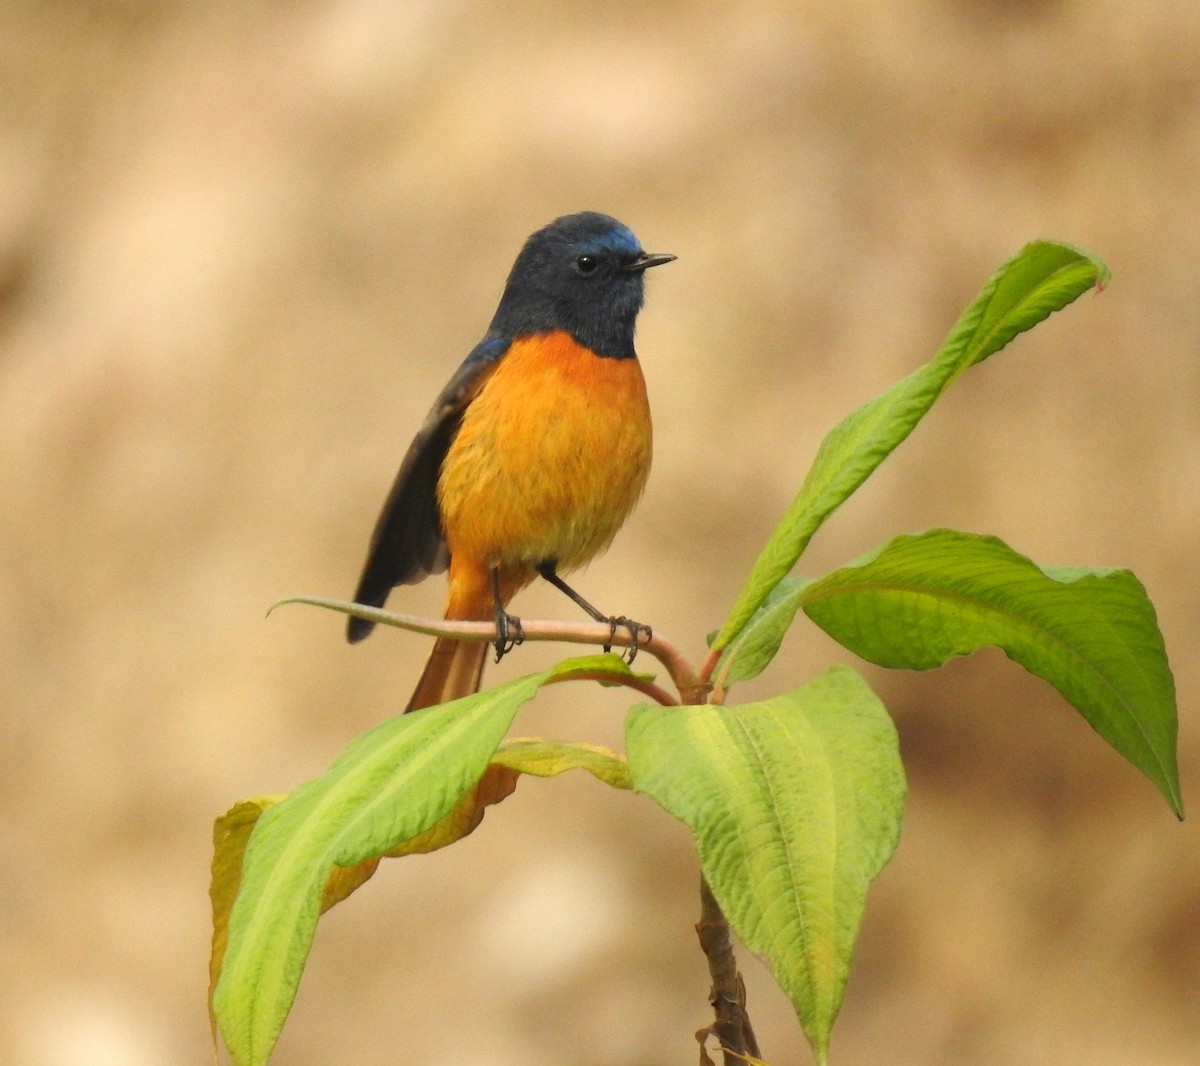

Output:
xmin=627 ymin=667 xmax=906 ymax=1063
xmin=542 ymin=652 xmax=654 ymax=688
xmin=802 ymin=529 xmax=1181 ymax=815
xmin=712 ymin=577 xmax=811 ymax=693
xmin=714 ymin=241 xmax=1109 ymax=651
xmin=213 ymin=668 xmax=559 ymax=1066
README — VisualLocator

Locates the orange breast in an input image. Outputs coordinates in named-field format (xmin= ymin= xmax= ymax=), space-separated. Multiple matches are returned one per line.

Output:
xmin=437 ymin=330 xmax=652 ymax=579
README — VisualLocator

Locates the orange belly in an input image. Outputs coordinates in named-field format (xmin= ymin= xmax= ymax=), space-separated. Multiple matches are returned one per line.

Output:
xmin=437 ymin=329 xmax=652 ymax=606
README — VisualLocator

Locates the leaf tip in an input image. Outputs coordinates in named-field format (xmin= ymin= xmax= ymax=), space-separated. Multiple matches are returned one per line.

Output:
xmin=1169 ymin=789 xmax=1185 ymax=822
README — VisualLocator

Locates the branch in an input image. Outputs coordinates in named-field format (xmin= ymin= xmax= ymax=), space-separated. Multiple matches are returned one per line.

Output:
xmin=271 ymin=596 xmax=704 ymax=702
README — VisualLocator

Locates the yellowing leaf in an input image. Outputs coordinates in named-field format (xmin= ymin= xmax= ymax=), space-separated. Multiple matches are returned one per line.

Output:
xmin=492 ymin=738 xmax=631 ymax=789
xmin=214 ymin=657 xmax=632 ymax=1066
xmin=385 ymin=763 xmax=519 ymax=857
xmin=209 ymin=796 xmax=285 ymax=1043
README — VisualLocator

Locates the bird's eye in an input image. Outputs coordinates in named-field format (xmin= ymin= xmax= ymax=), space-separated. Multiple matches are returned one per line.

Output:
xmin=573 ymin=254 xmax=599 ymax=276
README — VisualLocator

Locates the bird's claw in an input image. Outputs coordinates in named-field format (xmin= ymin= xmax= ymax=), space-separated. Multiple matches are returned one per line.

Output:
xmin=604 ymin=616 xmax=652 ymax=664
xmin=494 ymin=611 xmax=525 ymax=663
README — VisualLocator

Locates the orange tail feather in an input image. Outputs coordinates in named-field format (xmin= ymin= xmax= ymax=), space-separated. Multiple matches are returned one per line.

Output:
xmin=404 ymin=560 xmax=527 ymax=713
xmin=404 ymin=636 xmax=489 ymax=713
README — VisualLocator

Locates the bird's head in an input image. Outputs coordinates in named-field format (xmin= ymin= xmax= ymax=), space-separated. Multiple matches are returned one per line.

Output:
xmin=492 ymin=212 xmax=674 ymax=358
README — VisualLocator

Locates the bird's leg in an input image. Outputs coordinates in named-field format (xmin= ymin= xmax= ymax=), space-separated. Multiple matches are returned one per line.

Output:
xmin=490 ymin=566 xmax=524 ymax=662
xmin=535 ymin=562 xmax=651 ymax=663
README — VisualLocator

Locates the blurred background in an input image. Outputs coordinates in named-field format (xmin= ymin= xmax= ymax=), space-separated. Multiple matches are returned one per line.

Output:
xmin=3 ymin=1 xmax=1198 ymax=1063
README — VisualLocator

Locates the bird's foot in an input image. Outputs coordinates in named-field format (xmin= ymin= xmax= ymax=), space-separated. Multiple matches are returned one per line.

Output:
xmin=604 ymin=616 xmax=652 ymax=664
xmin=494 ymin=609 xmax=525 ymax=663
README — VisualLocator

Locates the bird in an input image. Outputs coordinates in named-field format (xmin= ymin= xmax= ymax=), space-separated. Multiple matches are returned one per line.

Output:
xmin=346 ymin=211 xmax=674 ymax=712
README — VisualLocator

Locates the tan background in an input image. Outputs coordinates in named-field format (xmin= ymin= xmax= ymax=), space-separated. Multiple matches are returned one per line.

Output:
xmin=3 ymin=2 xmax=1198 ymax=1063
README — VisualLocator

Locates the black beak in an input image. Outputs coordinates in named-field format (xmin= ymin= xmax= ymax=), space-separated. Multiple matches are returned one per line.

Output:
xmin=624 ymin=252 xmax=677 ymax=273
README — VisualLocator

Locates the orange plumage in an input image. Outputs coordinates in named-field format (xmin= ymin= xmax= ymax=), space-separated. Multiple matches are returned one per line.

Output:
xmin=441 ymin=330 xmax=652 ymax=590
xmin=409 ymin=331 xmax=652 ymax=710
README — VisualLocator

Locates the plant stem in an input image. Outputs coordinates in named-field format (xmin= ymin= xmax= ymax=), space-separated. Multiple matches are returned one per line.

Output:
xmin=697 ymin=876 xmax=760 ymax=1065
xmin=277 ymin=596 xmax=706 ymax=699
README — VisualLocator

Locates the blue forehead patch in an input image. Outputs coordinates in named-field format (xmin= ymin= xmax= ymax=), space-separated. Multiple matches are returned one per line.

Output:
xmin=545 ymin=212 xmax=642 ymax=257
xmin=590 ymin=221 xmax=640 ymax=255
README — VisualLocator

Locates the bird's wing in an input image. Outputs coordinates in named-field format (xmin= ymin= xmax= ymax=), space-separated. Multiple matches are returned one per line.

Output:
xmin=347 ymin=335 xmax=511 ymax=642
